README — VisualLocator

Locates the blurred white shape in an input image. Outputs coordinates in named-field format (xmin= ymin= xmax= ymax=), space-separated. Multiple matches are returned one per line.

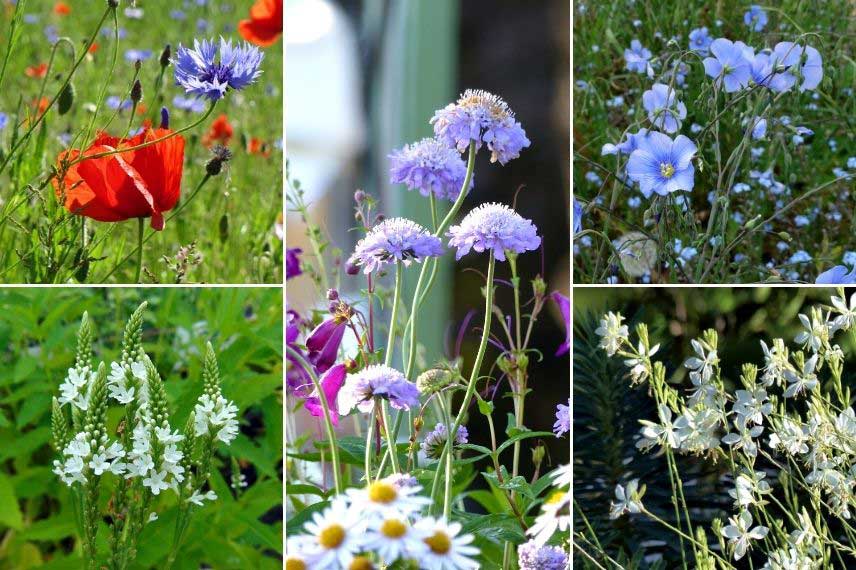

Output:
xmin=285 ymin=0 xmax=366 ymax=202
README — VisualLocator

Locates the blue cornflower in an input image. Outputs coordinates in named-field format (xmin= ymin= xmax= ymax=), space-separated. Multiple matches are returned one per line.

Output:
xmin=744 ymin=5 xmax=768 ymax=32
xmin=348 ymin=218 xmax=443 ymax=274
xmin=174 ymin=38 xmax=264 ymax=101
xmin=172 ymin=95 xmax=207 ymax=113
xmin=102 ymin=27 xmax=127 ymax=39
xmin=689 ymin=27 xmax=713 ymax=54
xmin=750 ymin=117 xmax=766 ymax=140
xmin=44 ymin=25 xmax=58 ymax=44
xmin=170 ymin=9 xmax=187 ymax=21
xmin=124 ymin=7 xmax=144 ymax=19
xmin=601 ymin=128 xmax=653 ymax=156
xmin=703 ymin=38 xmax=753 ymax=92
xmin=23 ymin=14 xmax=39 ymax=24
xmin=196 ymin=19 xmax=210 ymax=33
xmin=446 ymin=202 xmax=541 ymax=261
xmin=817 ymin=265 xmax=856 ymax=284
xmin=772 ymin=42 xmax=823 ymax=92
xmin=624 ymin=39 xmax=652 ymax=74
xmin=0 ymin=112 xmax=7 ymax=131
xmin=573 ymin=197 xmax=583 ymax=234
xmin=430 ymin=89 xmax=530 ymax=165
xmin=626 ymin=132 xmax=697 ymax=198
xmin=642 ymin=83 xmax=687 ymax=133
xmin=124 ymin=49 xmax=153 ymax=62
xmin=106 ymin=96 xmax=132 ymax=111
xmin=388 ymin=138 xmax=472 ymax=202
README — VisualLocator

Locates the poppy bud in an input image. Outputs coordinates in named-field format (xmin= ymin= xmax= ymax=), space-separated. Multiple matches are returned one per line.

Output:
xmin=159 ymin=44 xmax=171 ymax=68
xmin=130 ymin=79 xmax=142 ymax=103
xmin=58 ymin=82 xmax=75 ymax=115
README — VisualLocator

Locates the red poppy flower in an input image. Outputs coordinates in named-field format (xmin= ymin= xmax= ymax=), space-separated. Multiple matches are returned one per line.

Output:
xmin=53 ymin=127 xmax=185 ymax=231
xmin=53 ymin=2 xmax=71 ymax=15
xmin=25 ymin=63 xmax=48 ymax=78
xmin=202 ymin=114 xmax=233 ymax=147
xmin=247 ymin=137 xmax=270 ymax=156
xmin=238 ymin=0 xmax=282 ymax=47
xmin=88 ymin=43 xmax=99 ymax=55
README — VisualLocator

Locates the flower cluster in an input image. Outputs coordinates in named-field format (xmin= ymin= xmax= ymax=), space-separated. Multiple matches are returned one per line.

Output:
xmin=389 ymin=138 xmax=473 ymax=202
xmin=594 ymin=289 xmax=856 ymax=566
xmin=421 ymin=423 xmax=469 ymax=460
xmin=348 ymin=218 xmax=443 ymax=274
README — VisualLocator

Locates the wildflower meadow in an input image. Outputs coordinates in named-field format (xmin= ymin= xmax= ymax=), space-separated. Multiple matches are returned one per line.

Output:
xmin=573 ymin=1 xmax=855 ymax=284
xmin=286 ymin=90 xmax=570 ymax=569
xmin=574 ymin=287 xmax=856 ymax=568
xmin=0 ymin=287 xmax=283 ymax=568
xmin=0 ymin=0 xmax=283 ymax=283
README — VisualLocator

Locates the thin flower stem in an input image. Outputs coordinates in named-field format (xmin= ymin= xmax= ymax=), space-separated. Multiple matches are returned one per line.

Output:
xmin=439 ymin=394 xmax=454 ymax=519
xmin=286 ymin=346 xmax=342 ymax=494
xmin=438 ymin=252 xmax=495 ymax=516
xmin=642 ymin=508 xmax=731 ymax=567
xmin=385 ymin=262 xmax=403 ymax=367
xmin=364 ymin=405 xmax=376 ymax=483
xmin=133 ymin=217 xmax=144 ymax=284
xmin=380 ymin=400 xmax=400 ymax=475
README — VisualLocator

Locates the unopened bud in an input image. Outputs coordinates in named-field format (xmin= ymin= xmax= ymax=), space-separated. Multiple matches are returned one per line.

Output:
xmin=159 ymin=44 xmax=171 ymax=68
xmin=327 ymin=289 xmax=339 ymax=301
xmin=354 ymin=190 xmax=365 ymax=203
xmin=416 ymin=368 xmax=454 ymax=395
xmin=130 ymin=79 xmax=142 ymax=103
xmin=345 ymin=261 xmax=360 ymax=275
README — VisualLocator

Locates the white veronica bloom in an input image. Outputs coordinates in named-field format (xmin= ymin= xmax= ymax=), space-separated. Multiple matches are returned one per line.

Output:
xmin=595 ymin=312 xmax=628 ymax=356
xmin=88 ymin=453 xmax=110 ymax=476
xmin=58 ymin=368 xmax=93 ymax=410
xmin=783 ymin=354 xmax=819 ymax=398
xmin=609 ymin=479 xmax=643 ymax=519
xmin=187 ymin=489 xmax=218 ymax=506
xmin=142 ymin=470 xmax=169 ymax=495
xmin=721 ymin=510 xmax=769 ymax=560
xmin=194 ymin=394 xmax=240 ymax=444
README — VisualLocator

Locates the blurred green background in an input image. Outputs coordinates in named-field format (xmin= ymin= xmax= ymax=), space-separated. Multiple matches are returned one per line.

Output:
xmin=573 ymin=286 xmax=854 ymax=568
xmin=0 ymin=287 xmax=283 ymax=569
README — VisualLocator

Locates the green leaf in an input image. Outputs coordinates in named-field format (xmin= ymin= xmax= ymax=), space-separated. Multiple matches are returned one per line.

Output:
xmin=285 ymin=483 xmax=327 ymax=498
xmin=496 ymin=430 xmax=555 ymax=456
xmin=457 ymin=512 xmax=525 ymax=543
xmin=482 ymin=467 xmax=535 ymax=499
xmin=0 ymin=472 xmax=23 ymax=529
xmin=286 ymin=500 xmax=329 ymax=536
xmin=476 ymin=395 xmax=494 ymax=416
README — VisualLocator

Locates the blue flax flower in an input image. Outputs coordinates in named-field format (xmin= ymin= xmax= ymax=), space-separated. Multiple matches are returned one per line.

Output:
xmin=744 ymin=5 xmax=768 ymax=32
xmin=430 ymin=89 xmax=530 ymax=165
xmin=573 ymin=197 xmax=583 ymax=234
xmin=446 ymin=202 xmax=541 ymax=261
xmin=626 ymin=132 xmax=697 ymax=198
xmin=389 ymin=138 xmax=473 ymax=202
xmin=703 ymin=38 xmax=752 ymax=92
xmin=624 ymin=39 xmax=652 ymax=74
xmin=689 ymin=27 xmax=713 ymax=55
xmin=642 ymin=83 xmax=687 ymax=134
xmin=348 ymin=218 xmax=443 ymax=274
xmin=602 ymin=128 xmax=653 ymax=156
xmin=772 ymin=42 xmax=823 ymax=92
xmin=174 ymin=37 xmax=264 ymax=101
xmin=0 ymin=112 xmax=7 ymax=131
xmin=816 ymin=265 xmax=856 ymax=285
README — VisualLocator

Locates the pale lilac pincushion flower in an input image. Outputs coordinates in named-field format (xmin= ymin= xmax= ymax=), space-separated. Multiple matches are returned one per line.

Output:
xmin=626 ymin=132 xmax=698 ymax=198
xmin=518 ymin=539 xmax=569 ymax=570
xmin=446 ymin=203 xmax=541 ymax=261
xmin=642 ymin=83 xmax=687 ymax=133
xmin=554 ymin=398 xmax=570 ymax=437
xmin=348 ymin=218 xmax=443 ymax=274
xmin=430 ymin=89 xmax=530 ymax=165
xmin=421 ymin=423 xmax=469 ymax=460
xmin=338 ymin=365 xmax=421 ymax=413
xmin=772 ymin=42 xmax=823 ymax=92
xmin=624 ymin=39 xmax=652 ymax=74
xmin=389 ymin=138 xmax=473 ymax=201
xmin=173 ymin=37 xmax=263 ymax=101
xmin=703 ymin=38 xmax=752 ymax=92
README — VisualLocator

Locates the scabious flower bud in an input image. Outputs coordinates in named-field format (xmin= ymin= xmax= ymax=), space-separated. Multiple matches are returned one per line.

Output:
xmin=416 ymin=368 xmax=454 ymax=394
xmin=345 ymin=260 xmax=360 ymax=275
xmin=131 ymin=79 xmax=143 ymax=104
xmin=326 ymin=289 xmax=339 ymax=301
xmin=354 ymin=190 xmax=365 ymax=203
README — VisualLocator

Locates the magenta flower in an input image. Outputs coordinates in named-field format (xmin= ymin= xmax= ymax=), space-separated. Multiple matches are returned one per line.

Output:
xmin=286 ymin=310 xmax=310 ymax=394
xmin=305 ymin=317 xmax=347 ymax=374
xmin=551 ymin=291 xmax=570 ymax=356
xmin=304 ymin=363 xmax=347 ymax=426
xmin=286 ymin=247 xmax=302 ymax=280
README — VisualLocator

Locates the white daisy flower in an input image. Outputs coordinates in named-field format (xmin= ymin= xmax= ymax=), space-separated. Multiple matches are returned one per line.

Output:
xmin=413 ymin=517 xmax=480 ymax=569
xmin=295 ymin=498 xmax=367 ymax=570
xmin=345 ymin=477 xmax=431 ymax=519
xmin=362 ymin=515 xmax=428 ymax=563
xmin=527 ymin=489 xmax=570 ymax=546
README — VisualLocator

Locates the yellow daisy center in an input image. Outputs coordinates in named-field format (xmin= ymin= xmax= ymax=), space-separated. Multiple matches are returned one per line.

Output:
xmin=660 ymin=162 xmax=675 ymax=179
xmin=319 ymin=524 xmax=346 ymax=549
xmin=368 ymin=481 xmax=398 ymax=504
xmin=425 ymin=530 xmax=452 ymax=554
xmin=546 ymin=490 xmax=566 ymax=505
xmin=380 ymin=518 xmax=408 ymax=539
xmin=349 ymin=556 xmax=374 ymax=570
xmin=285 ymin=558 xmax=307 ymax=570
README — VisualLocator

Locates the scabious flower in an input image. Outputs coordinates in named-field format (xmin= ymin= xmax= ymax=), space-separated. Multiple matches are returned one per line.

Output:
xmin=744 ymin=5 xmax=768 ymax=32
xmin=703 ymin=38 xmax=752 ymax=92
xmin=348 ymin=218 xmax=443 ymax=274
xmin=338 ymin=365 xmax=420 ymax=413
xmin=389 ymin=138 xmax=473 ymax=202
xmin=816 ymin=265 xmax=856 ymax=284
xmin=518 ymin=539 xmax=568 ymax=570
xmin=688 ymin=27 xmax=713 ymax=54
xmin=421 ymin=423 xmax=469 ymax=460
xmin=626 ymin=132 xmax=697 ymax=198
xmin=553 ymin=398 xmax=570 ymax=437
xmin=430 ymin=89 xmax=530 ymax=165
xmin=642 ymin=83 xmax=686 ymax=133
xmin=173 ymin=37 xmax=264 ymax=101
xmin=771 ymin=42 xmax=823 ymax=92
xmin=624 ymin=39 xmax=652 ymax=74
xmin=446 ymin=203 xmax=540 ymax=261
xmin=286 ymin=248 xmax=302 ymax=280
